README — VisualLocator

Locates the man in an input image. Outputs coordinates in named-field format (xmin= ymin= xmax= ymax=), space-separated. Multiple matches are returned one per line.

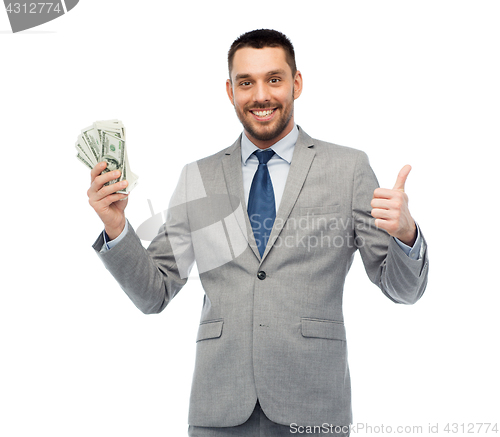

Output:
xmin=88 ymin=29 xmax=428 ymax=436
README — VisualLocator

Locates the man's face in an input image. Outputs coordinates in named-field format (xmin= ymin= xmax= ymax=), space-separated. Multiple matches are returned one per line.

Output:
xmin=226 ymin=47 xmax=302 ymax=148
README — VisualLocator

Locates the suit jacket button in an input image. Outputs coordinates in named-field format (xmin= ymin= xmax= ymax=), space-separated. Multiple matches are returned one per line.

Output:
xmin=257 ymin=271 xmax=266 ymax=280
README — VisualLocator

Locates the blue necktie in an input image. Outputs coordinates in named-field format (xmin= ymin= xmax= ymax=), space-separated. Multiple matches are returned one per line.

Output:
xmin=247 ymin=150 xmax=276 ymax=257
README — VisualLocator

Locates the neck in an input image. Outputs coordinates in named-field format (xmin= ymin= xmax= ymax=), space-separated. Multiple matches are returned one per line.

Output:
xmin=245 ymin=119 xmax=295 ymax=150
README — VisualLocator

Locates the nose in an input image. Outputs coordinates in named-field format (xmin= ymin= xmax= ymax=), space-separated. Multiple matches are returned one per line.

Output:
xmin=253 ymin=81 xmax=271 ymax=104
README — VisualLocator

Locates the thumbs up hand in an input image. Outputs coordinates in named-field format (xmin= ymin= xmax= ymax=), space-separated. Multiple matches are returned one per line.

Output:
xmin=371 ymin=165 xmax=417 ymax=246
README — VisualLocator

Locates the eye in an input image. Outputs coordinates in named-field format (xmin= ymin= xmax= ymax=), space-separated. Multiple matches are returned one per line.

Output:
xmin=269 ymin=78 xmax=281 ymax=84
xmin=240 ymin=81 xmax=252 ymax=87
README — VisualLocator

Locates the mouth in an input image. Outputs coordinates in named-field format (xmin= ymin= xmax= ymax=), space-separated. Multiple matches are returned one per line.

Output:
xmin=249 ymin=108 xmax=276 ymax=121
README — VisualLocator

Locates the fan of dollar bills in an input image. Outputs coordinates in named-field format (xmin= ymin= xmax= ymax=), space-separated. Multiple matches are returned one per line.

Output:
xmin=75 ymin=119 xmax=139 ymax=194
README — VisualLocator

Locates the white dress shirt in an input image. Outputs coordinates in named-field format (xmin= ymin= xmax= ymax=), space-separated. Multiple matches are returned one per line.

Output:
xmin=241 ymin=124 xmax=299 ymax=212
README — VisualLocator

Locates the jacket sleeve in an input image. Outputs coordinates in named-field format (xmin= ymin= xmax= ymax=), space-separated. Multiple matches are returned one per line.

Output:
xmin=351 ymin=151 xmax=429 ymax=304
xmin=92 ymin=164 xmax=195 ymax=314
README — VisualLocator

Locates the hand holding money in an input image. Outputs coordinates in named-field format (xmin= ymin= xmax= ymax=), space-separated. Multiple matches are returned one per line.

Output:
xmin=88 ymin=162 xmax=129 ymax=240
xmin=78 ymin=120 xmax=139 ymax=239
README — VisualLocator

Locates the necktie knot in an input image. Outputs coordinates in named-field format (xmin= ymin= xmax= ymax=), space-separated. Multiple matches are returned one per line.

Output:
xmin=254 ymin=149 xmax=275 ymax=165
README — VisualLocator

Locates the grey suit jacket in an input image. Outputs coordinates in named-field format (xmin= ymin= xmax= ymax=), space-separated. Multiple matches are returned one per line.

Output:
xmin=93 ymin=126 xmax=429 ymax=427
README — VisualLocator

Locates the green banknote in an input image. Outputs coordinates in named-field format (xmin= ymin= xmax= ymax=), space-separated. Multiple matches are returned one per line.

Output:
xmin=76 ymin=119 xmax=138 ymax=194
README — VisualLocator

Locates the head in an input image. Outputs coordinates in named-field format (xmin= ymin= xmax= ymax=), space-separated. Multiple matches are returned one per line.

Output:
xmin=228 ymin=29 xmax=297 ymax=79
xmin=226 ymin=29 xmax=303 ymax=149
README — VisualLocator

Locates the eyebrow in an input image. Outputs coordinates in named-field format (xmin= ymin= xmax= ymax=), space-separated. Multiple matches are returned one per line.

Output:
xmin=234 ymin=69 xmax=287 ymax=81
xmin=234 ymin=73 xmax=251 ymax=81
xmin=266 ymin=69 xmax=287 ymax=76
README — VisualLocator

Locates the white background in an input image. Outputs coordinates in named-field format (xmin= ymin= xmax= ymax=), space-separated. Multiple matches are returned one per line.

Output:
xmin=1 ymin=1 xmax=499 ymax=436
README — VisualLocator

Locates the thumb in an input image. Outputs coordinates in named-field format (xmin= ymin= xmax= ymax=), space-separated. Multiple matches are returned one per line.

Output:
xmin=393 ymin=164 xmax=412 ymax=191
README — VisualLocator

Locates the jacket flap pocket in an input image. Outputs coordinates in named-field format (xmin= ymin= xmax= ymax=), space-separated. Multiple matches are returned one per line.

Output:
xmin=301 ymin=318 xmax=346 ymax=341
xmin=300 ymin=205 xmax=340 ymax=216
xmin=196 ymin=319 xmax=223 ymax=342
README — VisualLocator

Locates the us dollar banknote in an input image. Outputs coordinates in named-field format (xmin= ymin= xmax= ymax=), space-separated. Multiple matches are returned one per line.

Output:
xmin=76 ymin=120 xmax=138 ymax=194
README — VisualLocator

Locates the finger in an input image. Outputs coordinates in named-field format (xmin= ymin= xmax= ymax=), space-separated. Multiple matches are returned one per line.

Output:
xmin=370 ymin=198 xmax=392 ymax=210
xmin=373 ymin=217 xmax=388 ymax=230
xmin=393 ymin=164 xmax=411 ymax=192
xmin=91 ymin=169 xmax=122 ymax=193
xmin=88 ymin=177 xmax=125 ymax=203
xmin=96 ymin=192 xmax=129 ymax=208
xmin=371 ymin=208 xmax=393 ymax=220
xmin=373 ymin=217 xmax=398 ymax=235
xmin=92 ymin=180 xmax=128 ymax=202
xmin=90 ymin=161 xmax=107 ymax=183
xmin=373 ymin=187 xmax=396 ymax=199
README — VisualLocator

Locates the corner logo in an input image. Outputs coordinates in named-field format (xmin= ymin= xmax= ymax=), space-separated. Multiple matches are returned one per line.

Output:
xmin=4 ymin=1 xmax=79 ymax=33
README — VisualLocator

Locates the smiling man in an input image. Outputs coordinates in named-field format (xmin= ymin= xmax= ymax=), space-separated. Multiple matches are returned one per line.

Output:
xmin=226 ymin=43 xmax=302 ymax=148
xmin=88 ymin=29 xmax=429 ymax=436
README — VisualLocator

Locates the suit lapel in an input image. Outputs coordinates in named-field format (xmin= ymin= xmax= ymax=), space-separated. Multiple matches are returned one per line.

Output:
xmin=221 ymin=136 xmax=261 ymax=260
xmin=261 ymin=127 xmax=316 ymax=261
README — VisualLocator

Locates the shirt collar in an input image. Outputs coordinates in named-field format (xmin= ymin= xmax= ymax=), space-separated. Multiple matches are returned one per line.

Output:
xmin=241 ymin=124 xmax=298 ymax=165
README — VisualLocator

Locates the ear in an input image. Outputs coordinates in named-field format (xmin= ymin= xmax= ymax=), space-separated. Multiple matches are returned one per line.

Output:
xmin=226 ymin=79 xmax=235 ymax=105
xmin=293 ymin=70 xmax=303 ymax=100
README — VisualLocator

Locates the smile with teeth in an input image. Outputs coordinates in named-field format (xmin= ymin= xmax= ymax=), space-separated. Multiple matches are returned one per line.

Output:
xmin=251 ymin=108 xmax=275 ymax=118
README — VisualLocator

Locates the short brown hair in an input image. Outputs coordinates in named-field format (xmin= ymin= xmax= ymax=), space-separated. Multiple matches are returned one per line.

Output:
xmin=228 ymin=29 xmax=297 ymax=79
